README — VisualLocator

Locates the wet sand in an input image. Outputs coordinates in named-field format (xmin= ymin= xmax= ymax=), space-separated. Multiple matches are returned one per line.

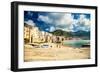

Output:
xmin=24 ymin=44 xmax=90 ymax=62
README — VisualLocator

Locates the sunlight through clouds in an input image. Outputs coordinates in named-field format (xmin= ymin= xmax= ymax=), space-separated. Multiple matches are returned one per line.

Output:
xmin=37 ymin=12 xmax=90 ymax=32
xmin=24 ymin=11 xmax=91 ymax=32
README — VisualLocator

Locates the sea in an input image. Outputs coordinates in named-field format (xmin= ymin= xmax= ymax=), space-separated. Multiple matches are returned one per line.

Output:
xmin=63 ymin=40 xmax=90 ymax=48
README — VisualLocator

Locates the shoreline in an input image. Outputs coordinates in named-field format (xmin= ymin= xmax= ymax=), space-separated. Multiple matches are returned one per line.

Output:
xmin=24 ymin=43 xmax=90 ymax=62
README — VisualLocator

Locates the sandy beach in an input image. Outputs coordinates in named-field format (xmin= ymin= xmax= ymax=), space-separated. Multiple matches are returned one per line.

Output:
xmin=24 ymin=43 xmax=90 ymax=62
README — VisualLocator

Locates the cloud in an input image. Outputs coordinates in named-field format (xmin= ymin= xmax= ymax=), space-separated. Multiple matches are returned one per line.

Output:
xmin=45 ymin=26 xmax=55 ymax=32
xmin=48 ymin=13 xmax=73 ymax=26
xmin=38 ymin=15 xmax=53 ymax=24
xmin=60 ymin=14 xmax=73 ymax=25
xmin=27 ymin=11 xmax=34 ymax=16
xmin=37 ymin=13 xmax=90 ymax=32
xmin=79 ymin=14 xmax=90 ymax=26
xmin=48 ymin=13 xmax=64 ymax=19
xmin=45 ymin=28 xmax=49 ymax=32
xmin=50 ymin=13 xmax=77 ymax=31
xmin=25 ymin=20 xmax=35 ymax=26
xmin=50 ymin=26 xmax=55 ymax=32
xmin=80 ymin=14 xmax=86 ymax=19
xmin=67 ymin=14 xmax=90 ymax=31
xmin=75 ymin=14 xmax=91 ymax=31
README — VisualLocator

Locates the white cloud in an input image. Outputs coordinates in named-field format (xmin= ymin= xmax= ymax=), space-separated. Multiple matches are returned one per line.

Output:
xmin=53 ymin=13 xmax=75 ymax=31
xmin=37 ymin=13 xmax=90 ymax=32
xmin=58 ymin=14 xmax=73 ymax=25
xmin=48 ymin=13 xmax=64 ymax=19
xmin=79 ymin=14 xmax=90 ymax=26
xmin=68 ymin=14 xmax=91 ymax=32
xmin=80 ymin=14 xmax=86 ymax=20
xmin=49 ymin=13 xmax=63 ymax=16
xmin=47 ymin=13 xmax=74 ymax=26
xmin=84 ymin=19 xmax=90 ymax=26
xmin=45 ymin=28 xmax=49 ymax=31
xmin=50 ymin=26 xmax=55 ymax=32
xmin=25 ymin=20 xmax=35 ymax=26
xmin=38 ymin=15 xmax=53 ymax=24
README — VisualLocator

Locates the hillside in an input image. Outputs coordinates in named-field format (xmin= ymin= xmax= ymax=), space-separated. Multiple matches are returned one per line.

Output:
xmin=50 ymin=30 xmax=90 ymax=39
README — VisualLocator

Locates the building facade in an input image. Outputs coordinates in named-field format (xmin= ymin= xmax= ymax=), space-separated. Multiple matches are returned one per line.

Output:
xmin=24 ymin=23 xmax=65 ymax=44
xmin=24 ymin=23 xmax=32 ymax=43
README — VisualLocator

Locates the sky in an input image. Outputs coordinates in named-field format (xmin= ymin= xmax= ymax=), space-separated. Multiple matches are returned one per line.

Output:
xmin=24 ymin=11 xmax=91 ymax=32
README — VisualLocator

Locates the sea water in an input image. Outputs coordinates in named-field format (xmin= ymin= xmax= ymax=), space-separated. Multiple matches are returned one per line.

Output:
xmin=63 ymin=40 xmax=90 ymax=48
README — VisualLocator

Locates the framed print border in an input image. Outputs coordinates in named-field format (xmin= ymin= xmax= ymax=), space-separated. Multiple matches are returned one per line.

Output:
xmin=11 ymin=1 xmax=98 ymax=72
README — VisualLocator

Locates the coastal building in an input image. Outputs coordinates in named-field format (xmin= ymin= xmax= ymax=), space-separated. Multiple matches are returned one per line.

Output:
xmin=24 ymin=23 xmax=32 ymax=43
xmin=24 ymin=22 xmax=65 ymax=44
xmin=41 ymin=31 xmax=46 ymax=42
xmin=31 ymin=26 xmax=41 ymax=43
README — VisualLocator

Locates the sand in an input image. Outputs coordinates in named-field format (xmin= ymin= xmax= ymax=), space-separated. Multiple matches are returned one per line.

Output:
xmin=24 ymin=43 xmax=90 ymax=62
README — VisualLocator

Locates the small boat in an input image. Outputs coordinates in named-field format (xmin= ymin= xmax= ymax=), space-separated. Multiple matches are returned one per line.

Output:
xmin=81 ymin=44 xmax=90 ymax=47
xmin=41 ymin=45 xmax=49 ymax=48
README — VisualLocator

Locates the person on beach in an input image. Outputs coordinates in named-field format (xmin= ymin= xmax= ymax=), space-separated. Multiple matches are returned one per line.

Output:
xmin=56 ymin=37 xmax=61 ymax=48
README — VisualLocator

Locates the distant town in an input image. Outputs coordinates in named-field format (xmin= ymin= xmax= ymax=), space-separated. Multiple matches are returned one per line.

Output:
xmin=24 ymin=22 xmax=90 ymax=46
xmin=24 ymin=22 xmax=65 ymax=45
